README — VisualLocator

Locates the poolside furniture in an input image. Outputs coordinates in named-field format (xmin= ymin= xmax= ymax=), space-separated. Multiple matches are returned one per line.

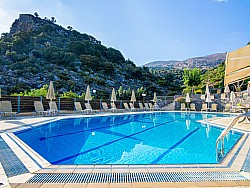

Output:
xmin=74 ymin=102 xmax=85 ymax=114
xmin=34 ymin=101 xmax=51 ymax=116
xmin=153 ymin=103 xmax=161 ymax=111
xmin=201 ymin=103 xmax=208 ymax=111
xmin=0 ymin=101 xmax=17 ymax=118
xmin=211 ymin=103 xmax=218 ymax=112
xmin=231 ymin=105 xmax=243 ymax=113
xmin=243 ymin=93 xmax=248 ymax=100
xmin=129 ymin=103 xmax=138 ymax=111
xmin=201 ymin=95 xmax=205 ymax=100
xmin=110 ymin=102 xmax=116 ymax=111
xmin=148 ymin=103 xmax=155 ymax=111
xmin=84 ymin=103 xmax=99 ymax=114
xmin=110 ymin=102 xmax=124 ymax=112
xmin=139 ymin=103 xmax=145 ymax=111
xmin=84 ymin=103 xmax=93 ymax=114
xmin=221 ymin=93 xmax=226 ymax=100
xmin=144 ymin=103 xmax=151 ymax=111
xmin=224 ymin=103 xmax=231 ymax=112
xmin=181 ymin=103 xmax=186 ymax=111
xmin=101 ymin=102 xmax=112 ymax=112
xmin=123 ymin=103 xmax=131 ymax=111
xmin=190 ymin=103 xmax=196 ymax=111
xmin=49 ymin=101 xmax=67 ymax=115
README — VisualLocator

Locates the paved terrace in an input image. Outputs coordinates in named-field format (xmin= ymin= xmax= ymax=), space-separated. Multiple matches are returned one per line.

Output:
xmin=0 ymin=112 xmax=250 ymax=187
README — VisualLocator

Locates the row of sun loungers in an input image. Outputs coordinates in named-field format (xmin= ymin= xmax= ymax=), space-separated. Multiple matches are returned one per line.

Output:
xmin=0 ymin=101 xmax=161 ymax=118
xmin=181 ymin=103 xmax=217 ymax=112
xmin=181 ymin=103 xmax=218 ymax=112
xmin=180 ymin=102 xmax=235 ymax=112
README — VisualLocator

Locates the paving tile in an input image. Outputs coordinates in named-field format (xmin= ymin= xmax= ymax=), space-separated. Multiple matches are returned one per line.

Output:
xmin=146 ymin=168 xmax=166 ymax=173
xmin=9 ymin=183 xmax=20 ymax=188
xmin=234 ymin=180 xmax=250 ymax=186
xmin=92 ymin=168 xmax=111 ymax=173
xmin=34 ymin=169 xmax=56 ymax=174
xmin=129 ymin=165 xmax=147 ymax=168
xmin=131 ymin=182 xmax=155 ymax=188
xmin=0 ymin=174 xmax=8 ymax=181
xmin=86 ymin=183 xmax=109 ymax=188
xmin=47 ymin=165 xmax=60 ymax=169
xmin=15 ymin=183 xmax=43 ymax=188
xmin=63 ymin=183 xmax=87 ymax=188
xmin=57 ymin=165 xmax=77 ymax=169
xmin=53 ymin=168 xmax=75 ymax=173
xmin=175 ymin=182 xmax=197 ymax=187
xmin=111 ymin=165 xmax=129 ymax=168
xmin=73 ymin=168 xmax=93 ymax=173
xmin=109 ymin=183 xmax=133 ymax=188
xmin=94 ymin=165 xmax=111 ymax=169
xmin=215 ymin=180 xmax=240 ymax=187
xmin=195 ymin=181 xmax=220 ymax=187
xmin=111 ymin=168 xmax=130 ymax=173
xmin=153 ymin=182 xmax=176 ymax=188
xmin=76 ymin=165 xmax=94 ymax=169
xmin=40 ymin=183 xmax=65 ymax=188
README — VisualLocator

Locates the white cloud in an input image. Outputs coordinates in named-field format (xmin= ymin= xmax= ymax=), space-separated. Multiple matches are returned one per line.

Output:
xmin=213 ymin=0 xmax=229 ymax=2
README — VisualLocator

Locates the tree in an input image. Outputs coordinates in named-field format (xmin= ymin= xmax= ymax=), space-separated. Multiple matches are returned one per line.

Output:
xmin=34 ymin=12 xmax=39 ymax=18
xmin=60 ymin=90 xmax=78 ymax=98
xmin=11 ymin=84 xmax=48 ymax=97
xmin=79 ymin=54 xmax=100 ymax=71
xmin=51 ymin=17 xmax=56 ymax=23
xmin=67 ymin=26 xmax=73 ymax=31
xmin=118 ymin=86 xmax=123 ymax=99
xmin=183 ymin=68 xmax=201 ymax=93
xmin=248 ymin=42 xmax=250 ymax=45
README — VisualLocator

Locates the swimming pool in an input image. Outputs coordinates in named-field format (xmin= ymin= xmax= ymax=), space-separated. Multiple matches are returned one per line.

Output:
xmin=14 ymin=112 xmax=242 ymax=165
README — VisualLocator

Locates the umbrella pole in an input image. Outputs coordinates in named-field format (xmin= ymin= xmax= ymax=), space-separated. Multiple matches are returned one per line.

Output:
xmin=50 ymin=99 xmax=52 ymax=111
xmin=88 ymin=100 xmax=90 ymax=111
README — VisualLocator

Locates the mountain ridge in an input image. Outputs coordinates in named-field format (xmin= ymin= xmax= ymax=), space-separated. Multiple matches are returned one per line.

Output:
xmin=144 ymin=53 xmax=226 ymax=69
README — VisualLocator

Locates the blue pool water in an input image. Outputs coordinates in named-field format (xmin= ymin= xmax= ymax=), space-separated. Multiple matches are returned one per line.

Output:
xmin=14 ymin=112 xmax=242 ymax=165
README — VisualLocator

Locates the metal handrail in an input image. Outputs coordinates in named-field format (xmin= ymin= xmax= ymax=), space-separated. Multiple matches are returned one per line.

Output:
xmin=216 ymin=112 xmax=249 ymax=161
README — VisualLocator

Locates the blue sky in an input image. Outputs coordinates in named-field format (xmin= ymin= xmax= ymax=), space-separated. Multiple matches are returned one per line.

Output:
xmin=0 ymin=0 xmax=249 ymax=65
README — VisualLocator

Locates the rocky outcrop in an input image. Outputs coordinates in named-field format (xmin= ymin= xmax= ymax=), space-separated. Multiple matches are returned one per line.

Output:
xmin=10 ymin=14 xmax=46 ymax=34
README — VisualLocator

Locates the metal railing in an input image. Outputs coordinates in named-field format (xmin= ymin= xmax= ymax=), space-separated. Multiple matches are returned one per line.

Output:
xmin=216 ymin=112 xmax=249 ymax=161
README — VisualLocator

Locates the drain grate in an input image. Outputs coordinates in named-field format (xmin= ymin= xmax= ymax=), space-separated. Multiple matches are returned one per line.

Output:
xmin=0 ymin=136 xmax=29 ymax=177
xmin=26 ymin=171 xmax=247 ymax=183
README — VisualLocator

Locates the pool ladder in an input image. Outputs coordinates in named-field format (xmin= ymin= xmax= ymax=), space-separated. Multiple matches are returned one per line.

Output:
xmin=216 ymin=112 xmax=249 ymax=161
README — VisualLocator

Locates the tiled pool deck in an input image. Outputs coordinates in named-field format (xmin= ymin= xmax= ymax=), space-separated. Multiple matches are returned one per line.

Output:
xmin=1 ymin=111 xmax=250 ymax=187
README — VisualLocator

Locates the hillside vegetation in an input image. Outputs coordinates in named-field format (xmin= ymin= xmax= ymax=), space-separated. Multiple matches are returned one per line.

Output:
xmin=0 ymin=13 xmax=180 ymax=98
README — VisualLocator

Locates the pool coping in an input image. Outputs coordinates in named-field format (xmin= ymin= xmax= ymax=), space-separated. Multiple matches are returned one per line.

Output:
xmin=1 ymin=111 xmax=250 ymax=184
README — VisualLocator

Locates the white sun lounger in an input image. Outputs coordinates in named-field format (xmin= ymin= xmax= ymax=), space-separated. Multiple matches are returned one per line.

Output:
xmin=34 ymin=101 xmax=51 ymax=116
xmin=0 ymin=101 xmax=17 ymax=118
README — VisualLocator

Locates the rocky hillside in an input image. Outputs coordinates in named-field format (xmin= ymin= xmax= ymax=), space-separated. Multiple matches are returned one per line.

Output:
xmin=0 ymin=14 xmax=172 ymax=97
xmin=144 ymin=53 xmax=226 ymax=70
